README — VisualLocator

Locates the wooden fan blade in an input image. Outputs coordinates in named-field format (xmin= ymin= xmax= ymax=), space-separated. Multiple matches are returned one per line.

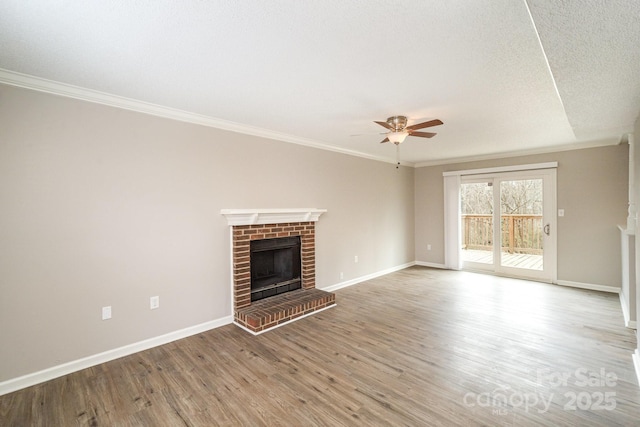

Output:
xmin=374 ymin=120 xmax=394 ymax=130
xmin=380 ymin=137 xmax=389 ymax=143
xmin=409 ymin=131 xmax=437 ymax=138
xmin=406 ymin=119 xmax=443 ymax=131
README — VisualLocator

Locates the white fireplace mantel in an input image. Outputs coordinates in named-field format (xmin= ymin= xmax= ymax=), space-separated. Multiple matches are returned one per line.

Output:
xmin=221 ymin=208 xmax=327 ymax=226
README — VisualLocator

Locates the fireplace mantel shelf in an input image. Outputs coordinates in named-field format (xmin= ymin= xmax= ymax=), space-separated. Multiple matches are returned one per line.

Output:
xmin=221 ymin=208 xmax=327 ymax=226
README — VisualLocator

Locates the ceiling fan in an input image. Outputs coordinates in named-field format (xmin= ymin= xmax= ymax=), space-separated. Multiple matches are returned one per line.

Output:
xmin=375 ymin=116 xmax=443 ymax=145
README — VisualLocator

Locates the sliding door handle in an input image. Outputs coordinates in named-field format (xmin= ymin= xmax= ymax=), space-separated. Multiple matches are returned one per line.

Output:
xmin=544 ymin=224 xmax=550 ymax=236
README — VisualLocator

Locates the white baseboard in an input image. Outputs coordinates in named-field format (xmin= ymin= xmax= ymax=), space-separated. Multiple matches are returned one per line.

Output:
xmin=321 ymin=261 xmax=416 ymax=293
xmin=0 ymin=261 xmax=416 ymax=396
xmin=0 ymin=259 xmax=418 ymax=396
xmin=555 ymin=279 xmax=621 ymax=294
xmin=619 ymin=293 xmax=638 ymax=329
xmin=0 ymin=315 xmax=233 ymax=396
xmin=633 ymin=350 xmax=640 ymax=387
xmin=620 ymin=292 xmax=630 ymax=323
xmin=4 ymin=268 xmax=629 ymax=396
xmin=415 ymin=260 xmax=448 ymax=269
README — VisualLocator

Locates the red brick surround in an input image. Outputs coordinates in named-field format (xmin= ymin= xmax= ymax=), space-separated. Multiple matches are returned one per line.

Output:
xmin=232 ymin=222 xmax=316 ymax=309
xmin=231 ymin=221 xmax=335 ymax=333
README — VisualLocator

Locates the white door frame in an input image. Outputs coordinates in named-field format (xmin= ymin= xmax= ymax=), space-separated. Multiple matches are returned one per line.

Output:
xmin=444 ymin=162 xmax=558 ymax=283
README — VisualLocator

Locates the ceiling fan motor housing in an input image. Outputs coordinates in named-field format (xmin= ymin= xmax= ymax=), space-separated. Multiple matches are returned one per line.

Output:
xmin=387 ymin=116 xmax=408 ymax=131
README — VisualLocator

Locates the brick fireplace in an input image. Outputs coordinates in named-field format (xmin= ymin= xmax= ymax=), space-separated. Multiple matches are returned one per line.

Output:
xmin=221 ymin=209 xmax=336 ymax=334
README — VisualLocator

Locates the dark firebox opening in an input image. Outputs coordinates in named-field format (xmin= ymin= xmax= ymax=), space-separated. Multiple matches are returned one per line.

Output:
xmin=250 ymin=236 xmax=301 ymax=301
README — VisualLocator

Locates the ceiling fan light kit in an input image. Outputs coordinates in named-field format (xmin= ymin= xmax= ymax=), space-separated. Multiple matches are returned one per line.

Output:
xmin=375 ymin=115 xmax=443 ymax=145
xmin=388 ymin=131 xmax=409 ymax=144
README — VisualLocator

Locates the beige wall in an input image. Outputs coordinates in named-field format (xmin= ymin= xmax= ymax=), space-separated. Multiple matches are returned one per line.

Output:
xmin=0 ymin=84 xmax=415 ymax=382
xmin=415 ymin=145 xmax=629 ymax=287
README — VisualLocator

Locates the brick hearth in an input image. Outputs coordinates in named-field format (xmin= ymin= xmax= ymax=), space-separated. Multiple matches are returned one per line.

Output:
xmin=231 ymin=221 xmax=335 ymax=334
xmin=235 ymin=288 xmax=335 ymax=333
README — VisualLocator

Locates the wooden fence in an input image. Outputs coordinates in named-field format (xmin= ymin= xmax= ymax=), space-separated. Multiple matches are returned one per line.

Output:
xmin=462 ymin=214 xmax=543 ymax=254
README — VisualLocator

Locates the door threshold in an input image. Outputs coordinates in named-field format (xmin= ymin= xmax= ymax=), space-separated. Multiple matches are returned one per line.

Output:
xmin=461 ymin=267 xmax=553 ymax=284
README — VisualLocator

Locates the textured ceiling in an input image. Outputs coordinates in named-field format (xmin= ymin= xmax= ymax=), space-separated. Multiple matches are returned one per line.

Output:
xmin=1 ymin=0 xmax=639 ymax=165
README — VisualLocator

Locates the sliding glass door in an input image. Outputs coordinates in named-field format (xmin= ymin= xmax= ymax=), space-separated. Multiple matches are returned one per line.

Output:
xmin=461 ymin=169 xmax=556 ymax=282
xmin=461 ymin=179 xmax=495 ymax=271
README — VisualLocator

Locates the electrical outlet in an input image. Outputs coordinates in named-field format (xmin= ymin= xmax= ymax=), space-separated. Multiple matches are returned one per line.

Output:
xmin=150 ymin=296 xmax=159 ymax=310
xmin=354 ymin=255 xmax=358 ymax=263
xmin=102 ymin=306 xmax=112 ymax=320
xmin=558 ymin=209 xmax=565 ymax=217
xmin=340 ymin=272 xmax=344 ymax=280
xmin=427 ymin=244 xmax=432 ymax=251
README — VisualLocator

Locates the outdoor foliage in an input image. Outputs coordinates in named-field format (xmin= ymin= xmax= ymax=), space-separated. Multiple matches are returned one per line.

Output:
xmin=461 ymin=180 xmax=542 ymax=215
xmin=461 ymin=180 xmax=543 ymax=253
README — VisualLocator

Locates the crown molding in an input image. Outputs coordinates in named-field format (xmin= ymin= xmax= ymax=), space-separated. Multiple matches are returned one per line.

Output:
xmin=414 ymin=137 xmax=621 ymax=168
xmin=2 ymin=68 xmax=617 ymax=170
xmin=0 ymin=68 xmax=406 ymax=166
xmin=442 ymin=162 xmax=557 ymax=177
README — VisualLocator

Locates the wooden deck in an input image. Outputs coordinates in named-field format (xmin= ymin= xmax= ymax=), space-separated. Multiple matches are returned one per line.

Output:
xmin=1 ymin=267 xmax=638 ymax=425
xmin=463 ymin=248 xmax=543 ymax=270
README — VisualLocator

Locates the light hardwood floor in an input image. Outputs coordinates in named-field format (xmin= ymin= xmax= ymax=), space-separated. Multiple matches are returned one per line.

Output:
xmin=1 ymin=267 xmax=639 ymax=426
